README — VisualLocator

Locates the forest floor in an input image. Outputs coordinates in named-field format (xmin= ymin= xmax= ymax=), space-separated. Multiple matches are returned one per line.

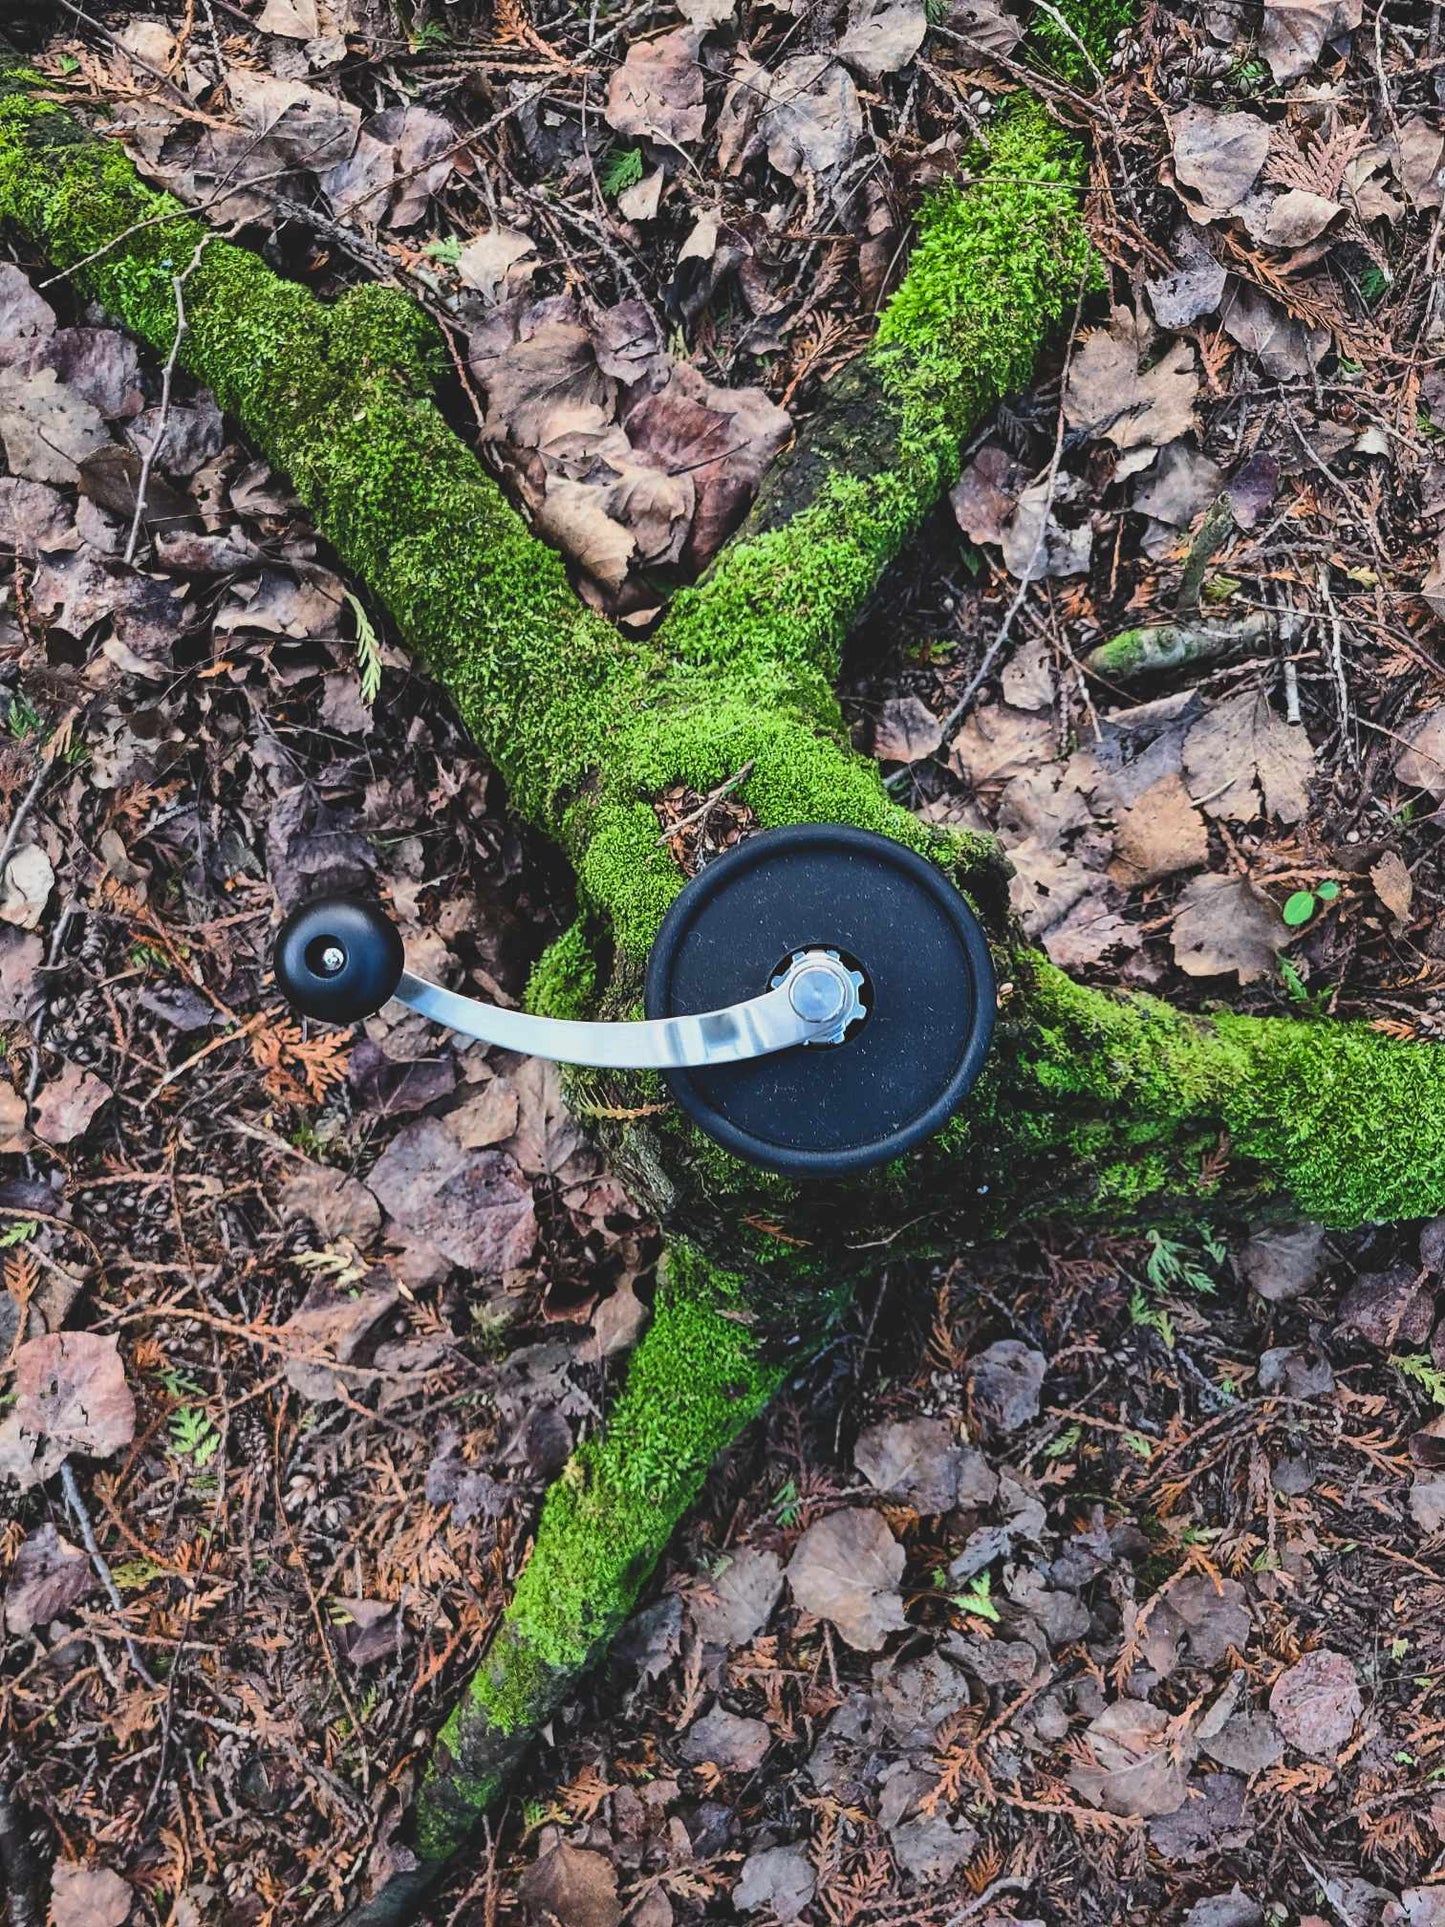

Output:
xmin=4 ymin=1 xmax=1445 ymax=1924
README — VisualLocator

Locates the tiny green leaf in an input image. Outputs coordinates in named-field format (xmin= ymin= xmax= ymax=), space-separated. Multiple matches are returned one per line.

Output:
xmin=1281 ymin=890 xmax=1316 ymax=927
xmin=1315 ymin=880 xmax=1341 ymax=901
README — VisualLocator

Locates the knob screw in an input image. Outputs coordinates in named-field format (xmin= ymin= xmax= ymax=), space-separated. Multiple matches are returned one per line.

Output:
xmin=273 ymin=898 xmax=405 ymax=1024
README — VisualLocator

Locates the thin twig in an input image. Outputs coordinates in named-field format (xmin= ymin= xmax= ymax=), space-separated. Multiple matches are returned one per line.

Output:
xmin=0 ymin=763 xmax=49 ymax=879
xmin=60 ymin=1460 xmax=161 ymax=1691
xmin=123 ymin=228 xmax=217 ymax=565
xmin=656 ymin=760 xmax=756 ymax=845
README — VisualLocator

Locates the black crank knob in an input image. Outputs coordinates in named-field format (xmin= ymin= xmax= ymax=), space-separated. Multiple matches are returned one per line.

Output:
xmin=272 ymin=897 xmax=405 ymax=1025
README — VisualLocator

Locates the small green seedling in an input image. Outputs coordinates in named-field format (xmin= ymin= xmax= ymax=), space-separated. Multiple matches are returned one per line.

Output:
xmin=1282 ymin=879 xmax=1340 ymax=927
xmin=950 ymin=1569 xmax=1001 ymax=1623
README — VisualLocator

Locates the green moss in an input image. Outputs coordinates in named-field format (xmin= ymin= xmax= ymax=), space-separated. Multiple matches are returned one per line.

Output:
xmin=525 ymin=920 xmax=599 ymax=1021
xmin=1029 ymin=0 xmax=1134 ymax=79
xmin=656 ymin=98 xmax=1091 ymax=690
xmin=413 ymin=1242 xmax=813 ymax=1860
xmin=952 ymin=961 xmax=1445 ymax=1231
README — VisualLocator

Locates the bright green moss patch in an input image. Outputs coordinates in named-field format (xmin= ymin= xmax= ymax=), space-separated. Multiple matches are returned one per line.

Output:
xmin=525 ymin=920 xmax=598 ymax=1022
xmin=949 ymin=960 xmax=1445 ymax=1231
xmin=659 ymin=99 xmax=1091 ymax=689
xmin=1030 ymin=0 xmax=1134 ymax=78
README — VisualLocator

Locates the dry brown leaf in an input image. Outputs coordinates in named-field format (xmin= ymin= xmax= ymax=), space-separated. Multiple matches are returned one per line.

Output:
xmin=1065 ymin=317 xmax=1199 ymax=452
xmin=32 ymin=1059 xmax=110 ymax=1145
xmin=227 ymin=68 xmax=360 ymax=171
xmin=786 ymin=1508 xmax=908 ymax=1650
xmin=1171 ymin=873 xmax=1289 ymax=984
xmin=1109 ymin=773 xmax=1210 ymax=886
xmin=873 ymin=695 xmax=942 ymax=764
xmin=3 ymin=1523 xmax=97 ymax=1635
xmin=1371 ymin=850 xmax=1413 ymax=921
xmin=519 ymin=1830 xmax=621 ymax=1927
xmin=1220 ymin=281 xmax=1330 ymax=379
xmin=48 ymin=1864 xmax=133 ymax=1927
xmin=837 ymin=0 xmax=928 ymax=77
xmin=949 ymin=444 xmax=1028 ymax=547
xmin=1260 ymin=0 xmax=1363 ymax=83
xmin=455 ymin=228 xmax=537 ymax=305
xmin=760 ymin=55 xmax=862 ymax=180
xmin=1070 ymin=1699 xmax=1194 ymax=1818
xmin=1254 ymin=187 xmax=1341 ymax=247
xmin=1268 ymin=1649 xmax=1361 ymax=1762
xmin=0 ymin=1332 xmax=137 ymax=1492
xmin=1170 ymin=107 xmax=1270 ymax=219
xmin=1394 ymin=707 xmax=1445 ymax=797
xmin=1182 ymin=688 xmax=1314 ymax=824
xmin=605 ymin=29 xmax=707 ymax=146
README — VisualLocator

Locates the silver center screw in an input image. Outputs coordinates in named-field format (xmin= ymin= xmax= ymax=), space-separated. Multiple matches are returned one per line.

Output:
xmin=788 ymin=963 xmax=847 ymax=1025
xmin=318 ymin=944 xmax=346 ymax=977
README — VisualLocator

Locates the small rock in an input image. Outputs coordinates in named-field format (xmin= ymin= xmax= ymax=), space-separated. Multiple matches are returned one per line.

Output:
xmin=1183 ymin=1891 xmax=1263 ymax=1927
xmin=1336 ymin=1265 xmax=1435 ymax=1348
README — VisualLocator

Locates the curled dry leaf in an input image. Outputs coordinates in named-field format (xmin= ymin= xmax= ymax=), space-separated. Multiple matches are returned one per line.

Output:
xmin=1147 ymin=224 xmax=1227 ymax=329
xmin=786 ymin=1507 xmax=908 ymax=1650
xmin=0 ymin=843 xmax=54 ymax=931
xmin=226 ymin=68 xmax=361 ymax=172
xmin=518 ymin=1830 xmax=621 ymax=1927
xmin=1371 ymin=850 xmax=1413 ymax=922
xmin=1259 ymin=0 xmax=1363 ymax=83
xmin=1171 ymin=873 xmax=1290 ymax=985
xmin=48 ymin=1864 xmax=133 ymax=1927
xmin=3 ymin=1523 xmax=97 ymax=1635
xmin=1254 ymin=187 xmax=1341 ymax=247
xmin=605 ymin=29 xmax=707 ymax=146
xmin=1064 ymin=314 xmax=1199 ymax=453
xmin=873 ymin=695 xmax=943 ymax=765
xmin=1070 ymin=1698 xmax=1195 ymax=1818
xmin=689 ymin=1546 xmax=785 ymax=1646
xmin=1170 ymin=106 xmax=1270 ymax=220
xmin=455 ymin=228 xmax=538 ymax=305
xmin=837 ymin=0 xmax=929 ymax=78
xmin=965 ymin=1339 xmax=1046 ymax=1434
xmin=1181 ymin=687 xmax=1314 ymax=824
xmin=1393 ymin=707 xmax=1445 ymax=797
xmin=32 ymin=1059 xmax=111 ymax=1145
xmin=1108 ymin=772 xmax=1210 ymax=886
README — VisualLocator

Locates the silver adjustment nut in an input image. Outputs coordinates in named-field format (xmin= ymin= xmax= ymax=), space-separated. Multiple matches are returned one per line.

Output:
xmin=771 ymin=949 xmax=867 ymax=1046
